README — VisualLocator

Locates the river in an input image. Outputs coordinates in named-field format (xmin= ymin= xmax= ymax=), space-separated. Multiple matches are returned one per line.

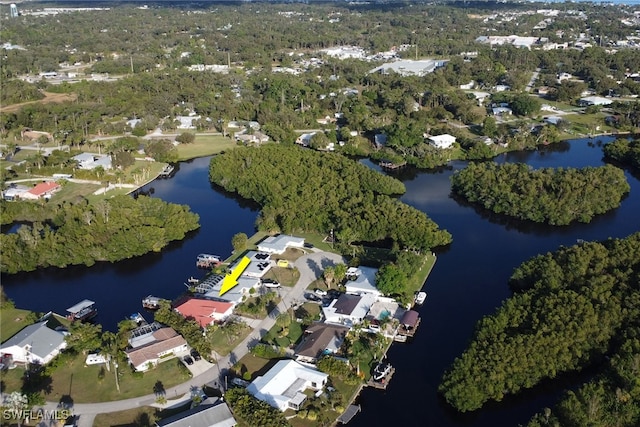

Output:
xmin=2 ymin=137 xmax=639 ymax=426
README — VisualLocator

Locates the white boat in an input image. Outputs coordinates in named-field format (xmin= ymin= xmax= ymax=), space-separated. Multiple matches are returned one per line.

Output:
xmin=414 ymin=291 xmax=427 ymax=305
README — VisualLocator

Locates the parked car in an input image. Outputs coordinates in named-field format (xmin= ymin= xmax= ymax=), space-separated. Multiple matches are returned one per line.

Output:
xmin=183 ymin=355 xmax=194 ymax=365
xmin=305 ymin=293 xmax=321 ymax=302
xmin=231 ymin=377 xmax=250 ymax=388
xmin=262 ymin=278 xmax=281 ymax=288
xmin=304 ymin=243 xmax=314 ymax=249
xmin=314 ymin=288 xmax=328 ymax=296
xmin=190 ymin=349 xmax=201 ymax=361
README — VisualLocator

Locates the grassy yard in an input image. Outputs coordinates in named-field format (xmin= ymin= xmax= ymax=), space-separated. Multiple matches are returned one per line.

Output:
xmin=262 ymin=266 xmax=300 ymax=287
xmin=176 ymin=135 xmax=238 ymax=160
xmin=230 ymin=353 xmax=275 ymax=381
xmin=261 ymin=314 xmax=303 ymax=349
xmin=0 ymin=352 xmax=192 ymax=403
xmin=0 ymin=306 xmax=34 ymax=341
xmin=93 ymin=402 xmax=191 ymax=427
xmin=404 ymin=251 xmax=437 ymax=302
xmin=207 ymin=322 xmax=252 ymax=357
xmin=295 ymin=303 xmax=322 ymax=323
xmin=234 ymin=292 xmax=280 ymax=320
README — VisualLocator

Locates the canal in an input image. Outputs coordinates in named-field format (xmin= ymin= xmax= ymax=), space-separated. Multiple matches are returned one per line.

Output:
xmin=3 ymin=137 xmax=639 ymax=426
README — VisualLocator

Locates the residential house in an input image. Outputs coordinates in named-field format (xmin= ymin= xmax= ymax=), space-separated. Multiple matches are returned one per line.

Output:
xmin=156 ymin=399 xmax=236 ymax=427
xmin=247 ymin=360 xmax=328 ymax=411
xmin=72 ymin=153 xmax=112 ymax=170
xmin=295 ymin=132 xmax=316 ymax=147
xmin=234 ymin=131 xmax=269 ymax=145
xmin=579 ymin=96 xmax=613 ymax=107
xmin=369 ymin=59 xmax=448 ymax=77
xmin=195 ymin=274 xmax=261 ymax=305
xmin=323 ymin=293 xmax=376 ymax=327
xmin=345 ymin=267 xmax=381 ymax=297
xmin=374 ymin=134 xmax=387 ymax=149
xmin=126 ymin=327 xmax=187 ymax=372
xmin=20 ymin=181 xmax=61 ymax=200
xmin=2 ymin=184 xmax=31 ymax=201
xmin=174 ymin=298 xmax=234 ymax=327
xmin=257 ymin=235 xmax=305 ymax=255
xmin=492 ymin=107 xmax=513 ymax=116
xmin=0 ymin=319 xmax=67 ymax=366
xmin=427 ymin=134 xmax=457 ymax=149
xmin=294 ymin=323 xmax=349 ymax=364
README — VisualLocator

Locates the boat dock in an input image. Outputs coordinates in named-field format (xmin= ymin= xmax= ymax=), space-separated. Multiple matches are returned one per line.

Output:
xmin=142 ymin=295 xmax=163 ymax=310
xmin=379 ymin=159 xmax=407 ymax=171
xmin=66 ymin=299 xmax=98 ymax=322
xmin=367 ymin=366 xmax=395 ymax=390
xmin=396 ymin=310 xmax=421 ymax=340
xmin=158 ymin=164 xmax=175 ymax=178
xmin=196 ymin=253 xmax=222 ymax=268
xmin=337 ymin=404 xmax=361 ymax=424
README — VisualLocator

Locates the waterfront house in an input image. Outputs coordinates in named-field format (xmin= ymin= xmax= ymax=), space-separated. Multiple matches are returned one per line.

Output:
xmin=174 ymin=298 xmax=234 ymax=327
xmin=247 ymin=359 xmax=328 ymax=412
xmin=294 ymin=323 xmax=349 ymax=364
xmin=0 ymin=319 xmax=67 ymax=366
xmin=323 ymin=293 xmax=376 ymax=328
xmin=257 ymin=235 xmax=305 ymax=255
xmin=72 ymin=152 xmax=112 ymax=170
xmin=20 ymin=181 xmax=60 ymax=200
xmin=195 ymin=274 xmax=261 ymax=305
xmin=155 ymin=398 xmax=236 ymax=427
xmin=427 ymin=134 xmax=457 ymax=149
xmin=126 ymin=327 xmax=187 ymax=372
xmin=345 ymin=266 xmax=381 ymax=297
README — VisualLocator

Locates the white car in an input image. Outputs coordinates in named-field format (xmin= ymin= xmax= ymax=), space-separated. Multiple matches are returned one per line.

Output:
xmin=262 ymin=279 xmax=281 ymax=288
xmin=314 ymin=288 xmax=328 ymax=296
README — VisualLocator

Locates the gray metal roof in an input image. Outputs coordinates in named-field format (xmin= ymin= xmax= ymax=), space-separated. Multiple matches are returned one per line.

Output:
xmin=156 ymin=400 xmax=236 ymax=427
xmin=66 ymin=299 xmax=95 ymax=314
xmin=0 ymin=321 xmax=65 ymax=360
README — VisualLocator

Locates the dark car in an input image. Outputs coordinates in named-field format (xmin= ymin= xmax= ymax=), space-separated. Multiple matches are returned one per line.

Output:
xmin=304 ymin=243 xmax=314 ymax=249
xmin=190 ymin=349 xmax=201 ymax=361
xmin=183 ymin=355 xmax=194 ymax=365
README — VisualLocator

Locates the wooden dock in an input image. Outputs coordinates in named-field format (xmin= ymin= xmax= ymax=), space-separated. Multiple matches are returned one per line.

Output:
xmin=337 ymin=404 xmax=361 ymax=424
xmin=366 ymin=367 xmax=395 ymax=390
xmin=379 ymin=160 xmax=407 ymax=170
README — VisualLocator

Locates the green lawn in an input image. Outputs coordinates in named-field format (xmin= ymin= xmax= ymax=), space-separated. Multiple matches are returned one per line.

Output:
xmin=0 ymin=352 xmax=192 ymax=404
xmin=261 ymin=315 xmax=303 ymax=348
xmin=207 ymin=322 xmax=252 ymax=357
xmin=230 ymin=353 xmax=275 ymax=381
xmin=93 ymin=402 xmax=191 ymax=427
xmin=0 ymin=306 xmax=33 ymax=342
xmin=176 ymin=135 xmax=238 ymax=160
xmin=404 ymin=251 xmax=437 ymax=302
xmin=262 ymin=266 xmax=300 ymax=287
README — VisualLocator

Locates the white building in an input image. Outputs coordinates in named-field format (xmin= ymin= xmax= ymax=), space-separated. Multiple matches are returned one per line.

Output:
xmin=579 ymin=96 xmax=613 ymax=106
xmin=257 ymin=235 xmax=305 ymax=255
xmin=72 ymin=153 xmax=112 ymax=170
xmin=0 ymin=320 xmax=67 ymax=366
xmin=295 ymin=132 xmax=316 ymax=147
xmin=323 ymin=293 xmax=376 ymax=327
xmin=247 ymin=360 xmax=328 ymax=412
xmin=369 ymin=59 xmax=448 ymax=77
xmin=345 ymin=266 xmax=381 ymax=297
xmin=427 ymin=134 xmax=457 ymax=149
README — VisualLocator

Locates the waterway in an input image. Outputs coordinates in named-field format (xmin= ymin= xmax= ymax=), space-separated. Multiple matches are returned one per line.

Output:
xmin=3 ymin=137 xmax=639 ymax=426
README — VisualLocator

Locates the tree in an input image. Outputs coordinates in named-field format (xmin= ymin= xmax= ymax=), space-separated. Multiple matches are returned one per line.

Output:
xmin=231 ymin=232 xmax=248 ymax=253
xmin=511 ymin=94 xmax=540 ymax=116
xmin=65 ymin=322 xmax=102 ymax=354
xmin=175 ymin=132 xmax=195 ymax=144
xmin=5 ymin=391 xmax=28 ymax=427
xmin=375 ymin=263 xmax=408 ymax=296
xmin=482 ymin=116 xmax=498 ymax=137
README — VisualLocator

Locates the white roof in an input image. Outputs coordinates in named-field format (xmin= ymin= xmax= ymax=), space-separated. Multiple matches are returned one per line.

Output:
xmin=369 ymin=59 xmax=447 ymax=77
xmin=580 ymin=96 xmax=613 ymax=106
xmin=0 ymin=321 xmax=66 ymax=360
xmin=345 ymin=266 xmax=380 ymax=296
xmin=247 ymin=360 xmax=328 ymax=411
xmin=66 ymin=299 xmax=95 ymax=313
xmin=428 ymin=134 xmax=457 ymax=148
xmin=257 ymin=235 xmax=305 ymax=254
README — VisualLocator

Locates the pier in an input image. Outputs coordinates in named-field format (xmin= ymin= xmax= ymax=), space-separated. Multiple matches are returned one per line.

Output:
xmin=158 ymin=164 xmax=175 ymax=178
xmin=379 ymin=159 xmax=407 ymax=170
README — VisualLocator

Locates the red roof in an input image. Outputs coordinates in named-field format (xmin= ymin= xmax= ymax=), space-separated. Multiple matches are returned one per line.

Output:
xmin=27 ymin=181 xmax=60 ymax=197
xmin=175 ymin=298 xmax=234 ymax=328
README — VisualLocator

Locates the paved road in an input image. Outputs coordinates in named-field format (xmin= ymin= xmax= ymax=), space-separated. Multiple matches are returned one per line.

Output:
xmin=525 ymin=68 xmax=541 ymax=92
xmin=44 ymin=251 xmax=345 ymax=427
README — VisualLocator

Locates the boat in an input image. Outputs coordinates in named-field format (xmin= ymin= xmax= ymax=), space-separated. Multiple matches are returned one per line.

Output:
xmin=142 ymin=295 xmax=162 ymax=310
xmin=414 ymin=291 xmax=427 ymax=305
xmin=66 ymin=299 xmax=98 ymax=322
xmin=372 ymin=362 xmax=392 ymax=382
xmin=129 ymin=312 xmax=146 ymax=325
xmin=158 ymin=164 xmax=175 ymax=178
xmin=196 ymin=253 xmax=222 ymax=268
xmin=187 ymin=276 xmax=200 ymax=285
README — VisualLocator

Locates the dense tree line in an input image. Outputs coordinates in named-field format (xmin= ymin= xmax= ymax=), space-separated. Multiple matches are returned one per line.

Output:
xmin=0 ymin=195 xmax=200 ymax=273
xmin=209 ymin=144 xmax=451 ymax=251
xmin=528 ymin=336 xmax=640 ymax=427
xmin=439 ymin=232 xmax=640 ymax=412
xmin=451 ymin=162 xmax=630 ymax=225
xmin=603 ymin=138 xmax=640 ymax=170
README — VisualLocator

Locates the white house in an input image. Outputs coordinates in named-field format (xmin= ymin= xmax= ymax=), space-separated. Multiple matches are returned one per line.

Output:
xmin=126 ymin=327 xmax=188 ymax=372
xmin=72 ymin=153 xmax=112 ymax=170
xmin=295 ymin=132 xmax=316 ymax=147
xmin=492 ymin=107 xmax=513 ymax=116
xmin=323 ymin=293 xmax=376 ymax=327
xmin=0 ymin=320 xmax=67 ymax=366
xmin=427 ymin=134 xmax=457 ymax=149
xmin=257 ymin=235 xmax=305 ymax=255
xmin=247 ymin=360 xmax=328 ymax=411
xmin=579 ymin=96 xmax=613 ymax=107
xmin=345 ymin=266 xmax=381 ymax=297
xmin=156 ymin=399 xmax=237 ymax=427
